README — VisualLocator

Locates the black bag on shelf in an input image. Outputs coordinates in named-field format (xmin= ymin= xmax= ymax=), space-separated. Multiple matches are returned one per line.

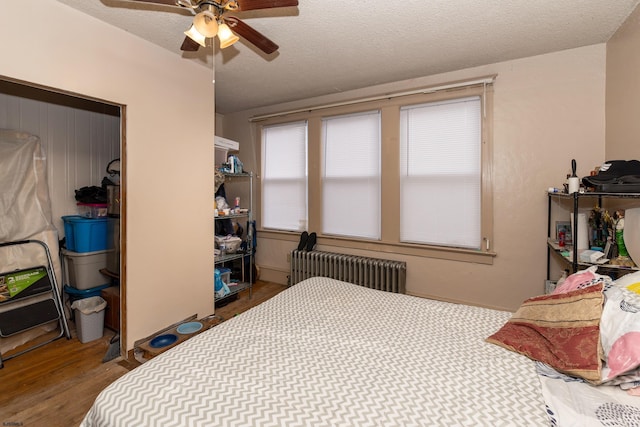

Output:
xmin=74 ymin=186 xmax=107 ymax=204
xmin=582 ymin=160 xmax=640 ymax=192
xmin=215 ymin=183 xmax=235 ymax=236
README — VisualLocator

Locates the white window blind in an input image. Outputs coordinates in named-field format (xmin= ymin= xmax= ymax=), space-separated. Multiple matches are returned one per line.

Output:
xmin=322 ymin=111 xmax=381 ymax=239
xmin=400 ymin=96 xmax=482 ymax=249
xmin=261 ymin=121 xmax=308 ymax=231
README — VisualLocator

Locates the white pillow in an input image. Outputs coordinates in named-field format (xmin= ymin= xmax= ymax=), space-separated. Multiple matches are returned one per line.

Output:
xmin=613 ymin=271 xmax=640 ymax=297
xmin=600 ymin=278 xmax=640 ymax=382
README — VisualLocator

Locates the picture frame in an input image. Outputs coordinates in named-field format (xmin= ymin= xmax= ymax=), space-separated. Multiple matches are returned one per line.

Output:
xmin=555 ymin=221 xmax=572 ymax=244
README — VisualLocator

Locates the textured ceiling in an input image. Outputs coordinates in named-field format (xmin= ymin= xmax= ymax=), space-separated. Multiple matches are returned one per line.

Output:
xmin=57 ymin=0 xmax=640 ymax=114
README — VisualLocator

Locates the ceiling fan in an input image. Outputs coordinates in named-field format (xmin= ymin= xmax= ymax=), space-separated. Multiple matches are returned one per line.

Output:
xmin=130 ymin=0 xmax=299 ymax=54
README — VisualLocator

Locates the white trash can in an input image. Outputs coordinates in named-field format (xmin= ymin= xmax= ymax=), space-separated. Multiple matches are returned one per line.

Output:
xmin=71 ymin=296 xmax=107 ymax=343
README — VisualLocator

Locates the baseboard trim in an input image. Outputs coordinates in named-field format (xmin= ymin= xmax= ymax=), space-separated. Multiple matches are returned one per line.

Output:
xmin=257 ymin=265 xmax=289 ymax=286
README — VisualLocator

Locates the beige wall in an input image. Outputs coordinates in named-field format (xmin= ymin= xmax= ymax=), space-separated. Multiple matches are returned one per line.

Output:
xmin=606 ymin=5 xmax=640 ymax=160
xmin=221 ymin=45 xmax=607 ymax=311
xmin=0 ymin=1 xmax=215 ymax=350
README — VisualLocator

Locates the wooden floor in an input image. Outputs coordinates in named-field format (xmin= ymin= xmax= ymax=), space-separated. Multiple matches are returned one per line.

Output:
xmin=0 ymin=280 xmax=287 ymax=426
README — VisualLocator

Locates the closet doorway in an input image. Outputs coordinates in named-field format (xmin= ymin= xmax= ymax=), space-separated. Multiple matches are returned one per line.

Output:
xmin=0 ymin=76 xmax=126 ymax=359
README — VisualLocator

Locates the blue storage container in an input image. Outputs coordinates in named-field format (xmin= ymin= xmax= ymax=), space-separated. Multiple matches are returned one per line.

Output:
xmin=64 ymin=284 xmax=109 ymax=302
xmin=62 ymin=215 xmax=108 ymax=253
xmin=216 ymin=267 xmax=232 ymax=284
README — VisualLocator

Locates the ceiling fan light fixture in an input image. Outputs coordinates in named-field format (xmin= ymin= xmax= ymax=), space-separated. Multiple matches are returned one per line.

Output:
xmin=184 ymin=24 xmax=207 ymax=47
xmin=193 ymin=10 xmax=219 ymax=38
xmin=225 ymin=1 xmax=239 ymax=11
xmin=217 ymin=22 xmax=239 ymax=49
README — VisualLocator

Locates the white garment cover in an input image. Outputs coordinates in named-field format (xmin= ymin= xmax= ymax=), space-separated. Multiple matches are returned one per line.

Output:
xmin=0 ymin=129 xmax=63 ymax=353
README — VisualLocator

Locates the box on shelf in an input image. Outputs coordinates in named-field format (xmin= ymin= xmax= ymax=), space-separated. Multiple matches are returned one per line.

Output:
xmin=62 ymin=215 xmax=108 ymax=253
xmin=215 ymin=235 xmax=242 ymax=253
xmin=216 ymin=267 xmax=231 ymax=284
xmin=62 ymin=249 xmax=109 ymax=290
xmin=214 ymin=135 xmax=240 ymax=150
xmin=77 ymin=203 xmax=108 ymax=218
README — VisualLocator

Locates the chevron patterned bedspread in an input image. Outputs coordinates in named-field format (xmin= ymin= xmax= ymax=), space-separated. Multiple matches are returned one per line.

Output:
xmin=81 ymin=277 xmax=548 ymax=426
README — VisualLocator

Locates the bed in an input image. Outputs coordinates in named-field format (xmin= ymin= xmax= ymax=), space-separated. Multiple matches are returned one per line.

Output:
xmin=81 ymin=275 xmax=640 ymax=426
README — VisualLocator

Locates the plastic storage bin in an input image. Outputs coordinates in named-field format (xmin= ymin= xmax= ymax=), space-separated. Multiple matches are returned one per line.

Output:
xmin=77 ymin=203 xmax=108 ymax=218
xmin=62 ymin=215 xmax=108 ymax=252
xmin=64 ymin=284 xmax=110 ymax=302
xmin=71 ymin=296 xmax=106 ymax=343
xmin=216 ymin=267 xmax=231 ymax=284
xmin=62 ymin=249 xmax=109 ymax=289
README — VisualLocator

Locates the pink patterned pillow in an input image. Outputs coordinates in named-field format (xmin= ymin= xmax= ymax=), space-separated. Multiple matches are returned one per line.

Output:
xmin=487 ymin=284 xmax=604 ymax=383
xmin=553 ymin=266 xmax=612 ymax=294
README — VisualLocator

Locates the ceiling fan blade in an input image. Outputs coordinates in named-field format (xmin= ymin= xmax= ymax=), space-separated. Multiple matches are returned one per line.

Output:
xmin=129 ymin=0 xmax=183 ymax=6
xmin=224 ymin=17 xmax=279 ymax=54
xmin=180 ymin=36 xmax=201 ymax=51
xmin=235 ymin=0 xmax=298 ymax=12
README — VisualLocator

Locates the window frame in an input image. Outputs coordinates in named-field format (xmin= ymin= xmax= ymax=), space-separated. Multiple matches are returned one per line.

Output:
xmin=255 ymin=80 xmax=495 ymax=265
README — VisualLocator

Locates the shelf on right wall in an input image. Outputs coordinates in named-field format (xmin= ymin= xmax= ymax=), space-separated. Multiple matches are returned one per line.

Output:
xmin=547 ymin=191 xmax=640 ymax=281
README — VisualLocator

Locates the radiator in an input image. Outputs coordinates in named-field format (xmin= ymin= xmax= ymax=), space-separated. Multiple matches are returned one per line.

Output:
xmin=290 ymin=250 xmax=406 ymax=294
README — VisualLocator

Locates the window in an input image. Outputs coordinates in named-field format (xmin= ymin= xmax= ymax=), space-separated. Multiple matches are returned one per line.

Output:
xmin=322 ymin=111 xmax=381 ymax=239
xmin=400 ymin=97 xmax=482 ymax=249
xmin=256 ymin=78 xmax=493 ymax=262
xmin=261 ymin=121 xmax=308 ymax=231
